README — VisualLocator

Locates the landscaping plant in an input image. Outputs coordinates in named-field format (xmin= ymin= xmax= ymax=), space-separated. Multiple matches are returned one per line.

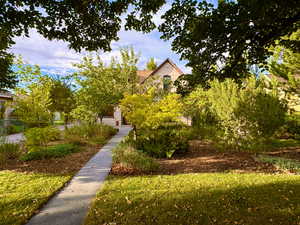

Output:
xmin=185 ymin=77 xmax=287 ymax=151
xmin=64 ymin=123 xmax=117 ymax=145
xmin=121 ymin=89 xmax=191 ymax=158
xmin=112 ymin=143 xmax=160 ymax=173
xmin=25 ymin=126 xmax=61 ymax=147
xmin=20 ymin=143 xmax=79 ymax=161
xmin=0 ymin=142 xmax=21 ymax=165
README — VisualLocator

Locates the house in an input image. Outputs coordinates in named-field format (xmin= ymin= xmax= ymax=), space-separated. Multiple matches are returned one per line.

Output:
xmin=137 ymin=58 xmax=184 ymax=89
xmin=0 ymin=90 xmax=14 ymax=119
xmin=109 ymin=58 xmax=185 ymax=127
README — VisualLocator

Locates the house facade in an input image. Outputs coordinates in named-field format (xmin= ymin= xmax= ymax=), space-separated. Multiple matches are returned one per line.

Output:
xmin=111 ymin=58 xmax=184 ymax=127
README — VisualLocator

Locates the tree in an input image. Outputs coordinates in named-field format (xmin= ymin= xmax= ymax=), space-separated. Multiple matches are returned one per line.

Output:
xmin=48 ymin=80 xmax=76 ymax=128
xmin=159 ymin=0 xmax=300 ymax=90
xmin=0 ymin=52 xmax=17 ymax=89
xmin=146 ymin=57 xmax=157 ymax=70
xmin=269 ymin=29 xmax=300 ymax=90
xmin=0 ymin=0 xmax=165 ymax=88
xmin=12 ymin=62 xmax=53 ymax=126
xmin=72 ymin=48 xmax=140 ymax=123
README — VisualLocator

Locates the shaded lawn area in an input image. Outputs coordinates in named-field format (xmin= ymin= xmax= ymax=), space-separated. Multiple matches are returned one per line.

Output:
xmin=85 ymin=173 xmax=300 ymax=225
xmin=0 ymin=170 xmax=70 ymax=225
xmin=0 ymin=135 xmax=116 ymax=225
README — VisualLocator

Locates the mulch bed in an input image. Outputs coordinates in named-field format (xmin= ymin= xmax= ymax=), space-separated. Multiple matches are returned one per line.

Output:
xmin=158 ymin=140 xmax=281 ymax=175
xmin=112 ymin=140 xmax=284 ymax=176
xmin=0 ymin=144 xmax=103 ymax=175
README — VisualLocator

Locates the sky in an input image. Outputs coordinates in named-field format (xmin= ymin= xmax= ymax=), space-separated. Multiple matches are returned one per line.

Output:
xmin=10 ymin=0 xmax=218 ymax=76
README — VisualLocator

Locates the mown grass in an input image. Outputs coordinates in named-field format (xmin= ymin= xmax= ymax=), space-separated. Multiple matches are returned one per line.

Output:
xmin=85 ymin=173 xmax=300 ymax=225
xmin=0 ymin=170 xmax=70 ymax=225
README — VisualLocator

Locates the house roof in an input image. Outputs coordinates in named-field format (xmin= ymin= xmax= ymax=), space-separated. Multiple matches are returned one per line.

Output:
xmin=0 ymin=90 xmax=13 ymax=100
xmin=137 ymin=58 xmax=184 ymax=84
xmin=137 ymin=70 xmax=153 ymax=83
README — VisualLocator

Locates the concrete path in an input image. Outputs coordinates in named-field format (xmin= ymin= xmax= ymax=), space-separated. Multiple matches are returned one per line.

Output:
xmin=26 ymin=126 xmax=132 ymax=225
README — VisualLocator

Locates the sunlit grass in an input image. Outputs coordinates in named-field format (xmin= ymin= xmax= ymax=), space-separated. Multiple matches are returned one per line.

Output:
xmin=85 ymin=173 xmax=300 ymax=225
xmin=0 ymin=170 xmax=70 ymax=225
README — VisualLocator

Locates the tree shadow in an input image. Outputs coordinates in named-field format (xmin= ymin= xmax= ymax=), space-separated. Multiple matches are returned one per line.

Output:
xmin=86 ymin=175 xmax=300 ymax=225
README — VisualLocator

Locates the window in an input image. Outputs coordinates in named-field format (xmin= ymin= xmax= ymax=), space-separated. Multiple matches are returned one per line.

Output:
xmin=163 ymin=75 xmax=172 ymax=91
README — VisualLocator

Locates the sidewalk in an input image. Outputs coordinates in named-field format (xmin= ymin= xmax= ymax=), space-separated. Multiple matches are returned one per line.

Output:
xmin=26 ymin=126 xmax=132 ymax=225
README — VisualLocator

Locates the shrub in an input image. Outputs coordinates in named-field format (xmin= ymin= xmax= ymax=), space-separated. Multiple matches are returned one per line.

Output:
xmin=20 ymin=143 xmax=79 ymax=161
xmin=24 ymin=126 xmax=61 ymax=146
xmin=121 ymin=90 xmax=187 ymax=158
xmin=136 ymin=126 xmax=192 ymax=158
xmin=0 ymin=143 xmax=21 ymax=165
xmin=285 ymin=114 xmax=300 ymax=139
xmin=64 ymin=123 xmax=117 ymax=145
xmin=113 ymin=143 xmax=160 ymax=172
xmin=186 ymin=77 xmax=287 ymax=151
xmin=6 ymin=125 xmax=25 ymax=134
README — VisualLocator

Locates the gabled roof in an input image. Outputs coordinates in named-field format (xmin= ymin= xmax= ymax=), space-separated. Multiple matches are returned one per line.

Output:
xmin=0 ymin=90 xmax=13 ymax=100
xmin=137 ymin=70 xmax=153 ymax=83
xmin=137 ymin=58 xmax=184 ymax=84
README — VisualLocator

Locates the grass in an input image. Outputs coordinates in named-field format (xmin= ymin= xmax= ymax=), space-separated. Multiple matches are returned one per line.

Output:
xmin=0 ymin=170 xmax=70 ymax=225
xmin=85 ymin=173 xmax=300 ymax=225
xmin=258 ymin=155 xmax=300 ymax=173
xmin=0 ymin=123 xmax=118 ymax=225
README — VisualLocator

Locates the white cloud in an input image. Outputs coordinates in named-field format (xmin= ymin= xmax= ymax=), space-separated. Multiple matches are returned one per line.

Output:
xmin=11 ymin=13 xmax=191 ymax=74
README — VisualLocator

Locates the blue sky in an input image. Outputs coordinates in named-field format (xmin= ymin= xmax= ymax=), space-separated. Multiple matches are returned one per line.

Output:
xmin=10 ymin=0 xmax=218 ymax=76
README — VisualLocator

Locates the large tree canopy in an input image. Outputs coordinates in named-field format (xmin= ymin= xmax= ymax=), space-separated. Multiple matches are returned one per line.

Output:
xmin=159 ymin=0 xmax=300 ymax=89
xmin=0 ymin=0 xmax=165 ymax=88
xmin=1 ymin=0 xmax=300 ymax=90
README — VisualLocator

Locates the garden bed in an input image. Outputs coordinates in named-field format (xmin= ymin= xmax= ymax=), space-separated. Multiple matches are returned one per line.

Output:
xmin=111 ymin=140 xmax=284 ymax=175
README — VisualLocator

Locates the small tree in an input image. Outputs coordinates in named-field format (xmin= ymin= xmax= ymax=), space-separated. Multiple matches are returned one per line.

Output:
xmin=48 ymin=80 xmax=76 ymax=128
xmin=12 ymin=59 xmax=53 ymax=126
xmin=72 ymin=47 xmax=140 ymax=123
xmin=120 ymin=89 xmax=186 ymax=158
xmin=146 ymin=57 xmax=157 ymax=70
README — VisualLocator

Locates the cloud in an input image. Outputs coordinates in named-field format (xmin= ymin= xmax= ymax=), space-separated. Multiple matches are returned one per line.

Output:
xmin=10 ymin=4 xmax=191 ymax=75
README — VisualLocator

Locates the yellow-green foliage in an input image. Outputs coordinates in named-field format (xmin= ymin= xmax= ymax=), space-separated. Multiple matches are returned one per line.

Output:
xmin=120 ymin=89 xmax=188 ymax=158
xmin=186 ymin=77 xmax=287 ymax=150
xmin=120 ymin=89 xmax=183 ymax=130
xmin=25 ymin=126 xmax=61 ymax=146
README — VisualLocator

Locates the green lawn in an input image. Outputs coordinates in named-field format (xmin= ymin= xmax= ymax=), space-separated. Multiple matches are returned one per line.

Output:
xmin=85 ymin=173 xmax=300 ymax=225
xmin=0 ymin=170 xmax=70 ymax=225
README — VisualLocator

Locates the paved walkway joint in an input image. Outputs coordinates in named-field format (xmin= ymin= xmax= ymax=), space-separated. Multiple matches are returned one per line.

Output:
xmin=26 ymin=126 xmax=132 ymax=225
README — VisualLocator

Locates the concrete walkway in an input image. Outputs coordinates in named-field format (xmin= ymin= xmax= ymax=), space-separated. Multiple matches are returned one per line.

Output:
xmin=26 ymin=126 xmax=131 ymax=225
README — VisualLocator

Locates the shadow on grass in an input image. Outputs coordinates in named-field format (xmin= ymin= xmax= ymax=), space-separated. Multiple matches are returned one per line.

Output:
xmin=85 ymin=174 xmax=300 ymax=225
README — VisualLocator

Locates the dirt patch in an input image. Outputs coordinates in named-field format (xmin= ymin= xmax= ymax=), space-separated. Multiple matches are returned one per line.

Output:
xmin=112 ymin=140 xmax=281 ymax=176
xmin=158 ymin=140 xmax=280 ymax=175
xmin=0 ymin=144 xmax=103 ymax=175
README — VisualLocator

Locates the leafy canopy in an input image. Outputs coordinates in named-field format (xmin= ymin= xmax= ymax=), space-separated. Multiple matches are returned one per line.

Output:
xmin=146 ymin=57 xmax=157 ymax=70
xmin=159 ymin=0 xmax=300 ymax=90
xmin=72 ymin=47 xmax=140 ymax=123
xmin=0 ymin=0 xmax=165 ymax=88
